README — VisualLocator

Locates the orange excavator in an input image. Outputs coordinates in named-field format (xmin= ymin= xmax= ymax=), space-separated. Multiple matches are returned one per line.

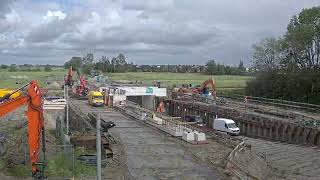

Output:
xmin=0 ymin=81 xmax=46 ymax=179
xmin=200 ymin=77 xmax=216 ymax=97
xmin=177 ymin=77 xmax=216 ymax=97
xmin=64 ymin=66 xmax=74 ymax=87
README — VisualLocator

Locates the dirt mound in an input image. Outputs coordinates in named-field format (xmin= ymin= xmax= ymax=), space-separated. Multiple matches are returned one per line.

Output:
xmin=47 ymin=81 xmax=61 ymax=88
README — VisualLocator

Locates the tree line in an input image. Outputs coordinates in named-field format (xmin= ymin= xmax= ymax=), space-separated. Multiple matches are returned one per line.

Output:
xmin=0 ymin=64 xmax=54 ymax=72
xmin=246 ymin=6 xmax=320 ymax=104
xmin=64 ymin=53 xmax=135 ymax=74
xmin=64 ymin=53 xmax=249 ymax=75
xmin=1 ymin=57 xmax=249 ymax=76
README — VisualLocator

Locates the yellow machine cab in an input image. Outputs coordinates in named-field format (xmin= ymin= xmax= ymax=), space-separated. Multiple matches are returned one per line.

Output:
xmin=88 ymin=91 xmax=104 ymax=107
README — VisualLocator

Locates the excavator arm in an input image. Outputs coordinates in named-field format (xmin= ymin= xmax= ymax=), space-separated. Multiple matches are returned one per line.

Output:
xmin=0 ymin=96 xmax=29 ymax=116
xmin=0 ymin=81 xmax=45 ymax=178
xmin=65 ymin=66 xmax=73 ymax=86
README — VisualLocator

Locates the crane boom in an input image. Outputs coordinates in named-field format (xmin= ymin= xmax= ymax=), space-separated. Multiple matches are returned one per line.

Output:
xmin=0 ymin=81 xmax=45 ymax=178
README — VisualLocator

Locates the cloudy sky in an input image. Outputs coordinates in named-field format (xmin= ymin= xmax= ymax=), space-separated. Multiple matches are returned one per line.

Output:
xmin=0 ymin=0 xmax=319 ymax=65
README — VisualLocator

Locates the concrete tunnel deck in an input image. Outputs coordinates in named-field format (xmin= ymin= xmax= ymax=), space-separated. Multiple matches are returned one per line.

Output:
xmin=72 ymin=100 xmax=220 ymax=179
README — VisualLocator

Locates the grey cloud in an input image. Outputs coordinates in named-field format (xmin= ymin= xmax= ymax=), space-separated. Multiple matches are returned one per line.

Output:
xmin=26 ymin=12 xmax=89 ymax=43
xmin=1 ymin=0 xmax=320 ymax=65
xmin=0 ymin=0 xmax=11 ymax=18
xmin=59 ymin=17 xmax=218 ymax=54
xmin=121 ymin=0 xmax=173 ymax=11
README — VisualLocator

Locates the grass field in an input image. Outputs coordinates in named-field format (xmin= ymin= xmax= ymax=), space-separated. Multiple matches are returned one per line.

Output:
xmin=108 ymin=72 xmax=252 ymax=90
xmin=0 ymin=69 xmax=65 ymax=89
xmin=0 ymin=70 xmax=252 ymax=93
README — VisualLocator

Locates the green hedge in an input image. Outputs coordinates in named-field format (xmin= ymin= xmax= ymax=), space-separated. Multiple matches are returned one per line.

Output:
xmin=245 ymin=70 xmax=320 ymax=104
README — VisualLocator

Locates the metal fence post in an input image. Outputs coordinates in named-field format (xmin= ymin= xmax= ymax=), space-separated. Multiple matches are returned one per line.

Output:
xmin=96 ymin=114 xmax=102 ymax=180
xmin=72 ymin=145 xmax=75 ymax=179
xmin=66 ymin=85 xmax=69 ymax=135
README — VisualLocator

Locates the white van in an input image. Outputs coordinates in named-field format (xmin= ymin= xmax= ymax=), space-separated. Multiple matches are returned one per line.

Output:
xmin=213 ymin=118 xmax=240 ymax=135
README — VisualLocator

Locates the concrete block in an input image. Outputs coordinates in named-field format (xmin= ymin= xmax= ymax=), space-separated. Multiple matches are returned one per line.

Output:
xmin=182 ymin=131 xmax=195 ymax=141
xmin=194 ymin=132 xmax=206 ymax=141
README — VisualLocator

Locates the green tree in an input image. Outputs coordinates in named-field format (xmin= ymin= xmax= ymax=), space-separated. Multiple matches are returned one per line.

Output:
xmin=81 ymin=53 xmax=95 ymax=74
xmin=238 ymin=60 xmax=246 ymax=74
xmin=282 ymin=7 xmax=320 ymax=69
xmin=246 ymin=7 xmax=320 ymax=104
xmin=64 ymin=57 xmax=82 ymax=70
xmin=8 ymin=64 xmax=17 ymax=72
xmin=0 ymin=64 xmax=8 ymax=69
xmin=116 ymin=53 xmax=127 ymax=72
xmin=44 ymin=64 xmax=52 ymax=72
xmin=117 ymin=53 xmax=126 ymax=65
xmin=101 ymin=56 xmax=111 ymax=72
xmin=82 ymin=64 xmax=94 ymax=74
xmin=205 ymin=60 xmax=217 ymax=74
xmin=252 ymin=37 xmax=282 ymax=71
xmin=82 ymin=53 xmax=94 ymax=64
xmin=111 ymin=57 xmax=117 ymax=72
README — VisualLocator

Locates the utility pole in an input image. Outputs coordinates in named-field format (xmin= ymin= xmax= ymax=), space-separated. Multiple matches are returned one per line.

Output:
xmin=96 ymin=114 xmax=102 ymax=180
xmin=66 ymin=85 xmax=69 ymax=135
xmin=63 ymin=80 xmax=66 ymax=99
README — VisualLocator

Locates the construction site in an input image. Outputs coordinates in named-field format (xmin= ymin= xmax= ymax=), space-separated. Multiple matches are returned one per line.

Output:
xmin=0 ymin=67 xmax=319 ymax=180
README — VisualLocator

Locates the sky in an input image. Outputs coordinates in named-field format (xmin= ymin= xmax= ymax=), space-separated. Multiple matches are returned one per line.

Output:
xmin=0 ymin=0 xmax=319 ymax=65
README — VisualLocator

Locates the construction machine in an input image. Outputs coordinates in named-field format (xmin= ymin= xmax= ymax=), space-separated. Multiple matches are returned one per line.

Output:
xmin=177 ymin=77 xmax=216 ymax=98
xmin=0 ymin=81 xmax=46 ymax=179
xmin=88 ymin=91 xmax=104 ymax=107
xmin=0 ymin=89 xmax=22 ymax=99
xmin=75 ymin=70 xmax=89 ymax=98
xmin=200 ymin=77 xmax=216 ymax=97
xmin=64 ymin=66 xmax=74 ymax=87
